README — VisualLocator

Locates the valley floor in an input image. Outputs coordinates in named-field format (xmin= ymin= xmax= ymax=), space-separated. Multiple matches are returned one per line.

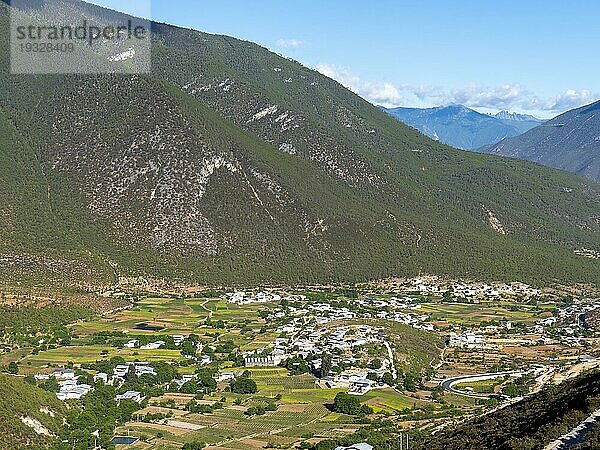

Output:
xmin=1 ymin=276 xmax=599 ymax=449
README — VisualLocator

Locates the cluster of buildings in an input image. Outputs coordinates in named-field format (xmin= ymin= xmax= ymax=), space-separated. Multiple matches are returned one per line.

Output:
xmin=56 ymin=378 xmax=93 ymax=400
xmin=35 ymin=361 xmax=200 ymax=403
xmin=357 ymin=296 xmax=422 ymax=310
xmin=124 ymin=335 xmax=184 ymax=350
xmin=394 ymin=276 xmax=541 ymax=301
xmin=116 ymin=391 xmax=143 ymax=403
xmin=113 ymin=361 xmax=157 ymax=379
xmin=448 ymin=332 xmax=488 ymax=349
xmin=270 ymin=302 xmax=358 ymax=332
xmin=374 ymin=309 xmax=432 ymax=330
xmin=244 ymin=300 xmax=395 ymax=395
xmin=267 ymin=321 xmax=384 ymax=361
xmin=336 ymin=444 xmax=373 ymax=450
xmin=225 ymin=291 xmax=289 ymax=304
xmin=34 ymin=369 xmax=93 ymax=400
xmin=321 ymin=368 xmax=389 ymax=395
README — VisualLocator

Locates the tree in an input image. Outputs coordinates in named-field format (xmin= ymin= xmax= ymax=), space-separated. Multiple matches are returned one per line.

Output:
xmin=245 ymin=406 xmax=266 ymax=416
xmin=180 ymin=380 xmax=200 ymax=394
xmin=180 ymin=340 xmax=197 ymax=357
xmin=182 ymin=441 xmax=206 ymax=450
xmin=152 ymin=362 xmax=179 ymax=384
xmin=40 ymin=376 xmax=59 ymax=393
xmin=283 ymin=357 xmax=309 ymax=375
xmin=367 ymin=372 xmax=379 ymax=382
xmin=126 ymin=364 xmax=137 ymax=381
xmin=7 ymin=362 xmax=18 ymax=374
xmin=196 ymin=369 xmax=217 ymax=393
xmin=382 ymin=372 xmax=395 ymax=386
xmin=403 ymin=373 xmax=418 ymax=392
xmin=432 ymin=385 xmax=445 ymax=402
xmin=314 ymin=440 xmax=337 ymax=450
xmin=231 ymin=377 xmax=257 ymax=394
xmin=370 ymin=359 xmax=382 ymax=369
xmin=333 ymin=392 xmax=372 ymax=415
xmin=320 ymin=354 xmax=333 ymax=378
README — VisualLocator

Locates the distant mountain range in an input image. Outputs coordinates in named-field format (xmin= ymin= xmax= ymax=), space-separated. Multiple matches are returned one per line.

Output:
xmin=482 ymin=100 xmax=600 ymax=183
xmin=381 ymin=105 xmax=544 ymax=150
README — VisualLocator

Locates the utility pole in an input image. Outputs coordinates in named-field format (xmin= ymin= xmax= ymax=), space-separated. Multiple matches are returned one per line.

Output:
xmin=399 ymin=432 xmax=410 ymax=450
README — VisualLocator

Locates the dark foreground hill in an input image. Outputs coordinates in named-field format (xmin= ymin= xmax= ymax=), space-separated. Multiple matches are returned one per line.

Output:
xmin=325 ymin=370 xmax=600 ymax=450
xmin=483 ymin=100 xmax=600 ymax=183
xmin=0 ymin=0 xmax=599 ymax=289
xmin=419 ymin=370 xmax=600 ymax=450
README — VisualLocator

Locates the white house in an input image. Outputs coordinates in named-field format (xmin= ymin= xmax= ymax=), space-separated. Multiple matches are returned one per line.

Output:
xmin=56 ymin=379 xmax=93 ymax=401
xmin=335 ymin=444 xmax=373 ymax=450
xmin=215 ymin=371 xmax=235 ymax=382
xmin=93 ymin=372 xmax=109 ymax=384
xmin=140 ymin=340 xmax=165 ymax=350
xmin=244 ymin=355 xmax=282 ymax=367
xmin=113 ymin=362 xmax=156 ymax=378
xmin=348 ymin=379 xmax=377 ymax=396
xmin=116 ymin=391 xmax=143 ymax=403
xmin=124 ymin=339 xmax=139 ymax=348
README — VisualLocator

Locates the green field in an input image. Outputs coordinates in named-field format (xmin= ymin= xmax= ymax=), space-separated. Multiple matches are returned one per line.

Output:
xmin=23 ymin=345 xmax=186 ymax=366
xmin=419 ymin=300 xmax=554 ymax=325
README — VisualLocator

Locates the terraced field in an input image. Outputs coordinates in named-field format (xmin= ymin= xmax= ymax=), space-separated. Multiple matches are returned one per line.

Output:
xmin=21 ymin=345 xmax=186 ymax=368
xmin=419 ymin=300 xmax=555 ymax=326
xmin=120 ymin=403 xmax=350 ymax=449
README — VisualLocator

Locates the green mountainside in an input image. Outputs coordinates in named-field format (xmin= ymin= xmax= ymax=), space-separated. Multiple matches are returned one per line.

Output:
xmin=0 ymin=374 xmax=67 ymax=449
xmin=0 ymin=0 xmax=599 ymax=288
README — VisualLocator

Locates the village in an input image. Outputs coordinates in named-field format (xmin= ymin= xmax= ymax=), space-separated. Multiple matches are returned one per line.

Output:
xmin=2 ymin=276 xmax=598 ymax=449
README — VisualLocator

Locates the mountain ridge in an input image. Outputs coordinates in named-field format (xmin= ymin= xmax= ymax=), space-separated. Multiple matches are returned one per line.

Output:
xmin=482 ymin=100 xmax=600 ymax=183
xmin=381 ymin=104 xmax=543 ymax=150
xmin=0 ymin=0 xmax=599 ymax=289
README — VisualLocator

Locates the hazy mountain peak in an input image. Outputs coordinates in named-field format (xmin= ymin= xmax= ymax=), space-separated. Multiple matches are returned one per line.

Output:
xmin=494 ymin=110 xmax=543 ymax=122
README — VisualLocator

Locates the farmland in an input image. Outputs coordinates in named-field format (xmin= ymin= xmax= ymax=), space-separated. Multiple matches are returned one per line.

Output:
xmin=1 ymin=279 xmax=599 ymax=449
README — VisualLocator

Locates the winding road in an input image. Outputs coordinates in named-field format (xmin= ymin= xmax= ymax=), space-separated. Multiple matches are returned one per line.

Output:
xmin=441 ymin=371 xmax=521 ymax=399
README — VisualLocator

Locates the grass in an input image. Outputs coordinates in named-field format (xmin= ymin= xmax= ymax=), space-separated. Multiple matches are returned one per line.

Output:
xmin=71 ymin=297 xmax=269 ymax=338
xmin=0 ymin=375 xmax=67 ymax=449
xmin=453 ymin=379 xmax=503 ymax=394
xmin=363 ymin=388 xmax=427 ymax=412
xmin=419 ymin=300 xmax=550 ymax=325
xmin=23 ymin=345 xmax=185 ymax=365
xmin=280 ymin=388 xmax=344 ymax=404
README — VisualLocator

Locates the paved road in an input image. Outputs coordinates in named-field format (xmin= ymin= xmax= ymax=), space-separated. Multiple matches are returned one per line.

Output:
xmin=383 ymin=341 xmax=397 ymax=379
xmin=441 ymin=371 xmax=520 ymax=398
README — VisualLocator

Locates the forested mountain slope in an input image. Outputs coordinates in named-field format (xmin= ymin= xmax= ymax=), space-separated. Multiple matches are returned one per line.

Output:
xmin=483 ymin=100 xmax=600 ymax=183
xmin=0 ymin=0 xmax=599 ymax=288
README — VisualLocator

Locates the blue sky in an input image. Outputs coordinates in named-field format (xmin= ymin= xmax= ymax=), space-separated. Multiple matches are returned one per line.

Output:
xmin=89 ymin=0 xmax=600 ymax=119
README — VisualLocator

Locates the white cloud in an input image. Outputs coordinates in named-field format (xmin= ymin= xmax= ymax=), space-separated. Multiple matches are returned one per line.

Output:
xmin=315 ymin=63 xmax=598 ymax=117
xmin=550 ymin=89 xmax=595 ymax=111
xmin=316 ymin=64 xmax=402 ymax=107
xmin=362 ymin=82 xmax=404 ymax=106
xmin=316 ymin=64 xmax=360 ymax=91
xmin=276 ymin=39 xmax=305 ymax=49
